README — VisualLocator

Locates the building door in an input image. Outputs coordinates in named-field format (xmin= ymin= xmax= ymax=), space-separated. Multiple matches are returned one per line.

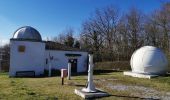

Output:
xmin=69 ymin=59 xmax=77 ymax=73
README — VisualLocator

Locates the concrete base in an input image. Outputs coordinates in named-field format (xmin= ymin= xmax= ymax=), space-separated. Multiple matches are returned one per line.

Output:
xmin=74 ymin=89 xmax=109 ymax=99
xmin=123 ymin=71 xmax=158 ymax=79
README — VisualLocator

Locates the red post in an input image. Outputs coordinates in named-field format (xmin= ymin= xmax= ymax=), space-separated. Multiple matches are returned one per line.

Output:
xmin=61 ymin=69 xmax=68 ymax=85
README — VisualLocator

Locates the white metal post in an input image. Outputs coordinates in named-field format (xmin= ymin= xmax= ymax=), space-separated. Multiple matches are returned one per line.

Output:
xmin=68 ymin=62 xmax=71 ymax=80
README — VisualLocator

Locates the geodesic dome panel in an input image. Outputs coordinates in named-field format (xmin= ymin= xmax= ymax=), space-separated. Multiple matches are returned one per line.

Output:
xmin=130 ymin=46 xmax=168 ymax=75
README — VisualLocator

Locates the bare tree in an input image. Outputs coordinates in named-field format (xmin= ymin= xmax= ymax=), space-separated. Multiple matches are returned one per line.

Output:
xmin=116 ymin=15 xmax=130 ymax=60
xmin=81 ymin=19 xmax=104 ymax=61
xmin=94 ymin=6 xmax=120 ymax=60
xmin=154 ymin=3 xmax=170 ymax=52
xmin=73 ymin=40 xmax=80 ymax=48
xmin=80 ymin=6 xmax=120 ymax=61
xmin=53 ymin=27 xmax=75 ymax=47
xmin=144 ymin=13 xmax=160 ymax=46
xmin=126 ymin=7 xmax=144 ymax=51
xmin=53 ymin=33 xmax=66 ymax=44
xmin=0 ymin=43 xmax=10 ymax=71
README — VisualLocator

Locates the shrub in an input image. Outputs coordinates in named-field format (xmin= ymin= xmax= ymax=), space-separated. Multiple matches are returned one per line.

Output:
xmin=94 ymin=61 xmax=130 ymax=71
xmin=44 ymin=69 xmax=61 ymax=76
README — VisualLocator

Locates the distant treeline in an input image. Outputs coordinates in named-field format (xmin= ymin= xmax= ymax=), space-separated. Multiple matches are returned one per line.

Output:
xmin=53 ymin=2 xmax=170 ymax=62
xmin=0 ymin=44 xmax=10 ymax=71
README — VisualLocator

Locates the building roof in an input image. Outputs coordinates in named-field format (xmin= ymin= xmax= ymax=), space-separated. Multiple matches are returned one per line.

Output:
xmin=10 ymin=39 xmax=87 ymax=52
xmin=45 ymin=41 xmax=86 ymax=52
xmin=12 ymin=26 xmax=42 ymax=41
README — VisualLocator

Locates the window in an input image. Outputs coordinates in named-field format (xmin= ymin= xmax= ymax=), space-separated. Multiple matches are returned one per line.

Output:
xmin=18 ymin=45 xmax=25 ymax=52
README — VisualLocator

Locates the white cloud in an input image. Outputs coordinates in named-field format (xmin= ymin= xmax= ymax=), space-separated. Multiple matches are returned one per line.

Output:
xmin=0 ymin=39 xmax=9 ymax=47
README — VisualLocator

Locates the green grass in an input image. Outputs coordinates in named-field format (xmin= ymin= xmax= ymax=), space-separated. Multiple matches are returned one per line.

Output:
xmin=0 ymin=71 xmax=170 ymax=100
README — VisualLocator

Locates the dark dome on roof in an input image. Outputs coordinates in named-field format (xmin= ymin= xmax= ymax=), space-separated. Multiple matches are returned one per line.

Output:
xmin=13 ymin=26 xmax=42 ymax=41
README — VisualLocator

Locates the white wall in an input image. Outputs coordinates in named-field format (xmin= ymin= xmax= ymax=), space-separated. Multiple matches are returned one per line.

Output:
xmin=45 ymin=50 xmax=88 ymax=72
xmin=9 ymin=40 xmax=45 ymax=76
xmin=9 ymin=40 xmax=88 ymax=77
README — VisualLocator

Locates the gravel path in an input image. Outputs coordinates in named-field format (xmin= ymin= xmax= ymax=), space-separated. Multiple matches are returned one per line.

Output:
xmin=96 ymin=79 xmax=170 ymax=100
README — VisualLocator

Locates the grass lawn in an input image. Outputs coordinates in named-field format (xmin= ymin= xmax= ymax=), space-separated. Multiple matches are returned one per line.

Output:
xmin=0 ymin=71 xmax=170 ymax=100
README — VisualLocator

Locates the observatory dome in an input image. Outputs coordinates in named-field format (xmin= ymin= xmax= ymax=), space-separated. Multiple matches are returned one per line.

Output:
xmin=130 ymin=46 xmax=168 ymax=75
xmin=13 ymin=26 xmax=42 ymax=41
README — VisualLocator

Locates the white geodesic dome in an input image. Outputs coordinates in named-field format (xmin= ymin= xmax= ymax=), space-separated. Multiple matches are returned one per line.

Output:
xmin=130 ymin=46 xmax=168 ymax=75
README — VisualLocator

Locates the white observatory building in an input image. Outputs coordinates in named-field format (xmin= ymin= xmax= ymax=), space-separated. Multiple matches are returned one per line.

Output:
xmin=9 ymin=26 xmax=88 ymax=77
xmin=124 ymin=46 xmax=168 ymax=78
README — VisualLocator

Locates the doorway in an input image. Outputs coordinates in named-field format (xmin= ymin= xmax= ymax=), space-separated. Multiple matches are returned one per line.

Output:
xmin=68 ymin=59 xmax=77 ymax=73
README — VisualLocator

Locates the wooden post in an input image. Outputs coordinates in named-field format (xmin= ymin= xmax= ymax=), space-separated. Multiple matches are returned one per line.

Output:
xmin=62 ymin=77 xmax=64 ymax=85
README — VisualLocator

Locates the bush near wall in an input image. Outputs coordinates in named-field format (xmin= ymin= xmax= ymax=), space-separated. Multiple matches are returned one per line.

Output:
xmin=1 ymin=61 xmax=9 ymax=72
xmin=94 ymin=61 xmax=130 ymax=71
xmin=166 ymin=54 xmax=170 ymax=72
xmin=44 ymin=69 xmax=61 ymax=76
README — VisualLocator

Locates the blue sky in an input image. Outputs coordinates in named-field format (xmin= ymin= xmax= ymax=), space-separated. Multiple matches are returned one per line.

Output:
xmin=0 ymin=0 xmax=169 ymax=45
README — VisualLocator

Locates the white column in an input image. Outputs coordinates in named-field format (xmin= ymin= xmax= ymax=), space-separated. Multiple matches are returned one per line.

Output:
xmin=68 ymin=62 xmax=71 ymax=80
xmin=82 ymin=54 xmax=96 ymax=92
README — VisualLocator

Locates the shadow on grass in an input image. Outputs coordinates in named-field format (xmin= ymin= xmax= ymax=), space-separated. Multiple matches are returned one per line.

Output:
xmin=66 ymin=82 xmax=86 ymax=87
xmin=94 ymin=69 xmax=122 ymax=75
xmin=74 ymin=84 xmax=86 ymax=87
xmin=72 ymin=78 xmax=87 ymax=80
xmin=9 ymin=69 xmax=122 ymax=78
xmin=72 ymin=69 xmax=122 ymax=76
